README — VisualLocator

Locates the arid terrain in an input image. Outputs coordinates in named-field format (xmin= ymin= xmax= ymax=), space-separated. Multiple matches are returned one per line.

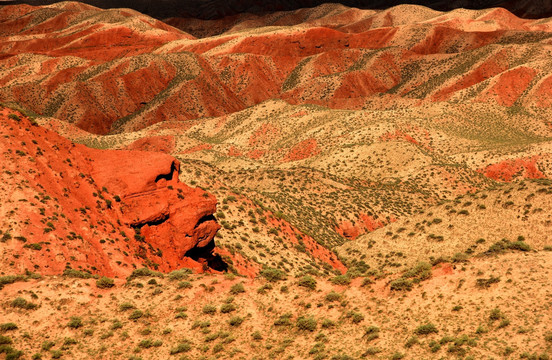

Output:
xmin=1 ymin=1 xmax=552 ymax=359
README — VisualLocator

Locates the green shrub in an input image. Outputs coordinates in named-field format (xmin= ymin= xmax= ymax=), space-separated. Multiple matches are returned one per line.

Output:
xmin=297 ymin=276 xmax=317 ymax=290
xmin=129 ymin=310 xmax=143 ymax=320
xmin=127 ymin=268 xmax=164 ymax=281
xmin=0 ymin=323 xmax=18 ymax=332
xmin=260 ymin=268 xmax=287 ymax=282
xmin=363 ymin=326 xmax=380 ymax=342
xmin=414 ymin=323 xmax=438 ymax=335
xmin=390 ymin=278 xmax=412 ymax=291
xmin=347 ymin=311 xmax=364 ymax=324
xmin=51 ymin=350 xmax=62 ymax=359
xmin=67 ymin=317 xmax=83 ymax=329
xmin=202 ymin=305 xmax=217 ymax=315
xmin=177 ymin=281 xmax=193 ymax=289
xmin=325 ymin=291 xmax=342 ymax=302
xmin=251 ymin=331 xmax=263 ymax=340
xmin=230 ymin=283 xmax=245 ymax=295
xmin=62 ymin=269 xmax=94 ymax=279
xmin=41 ymin=341 xmax=55 ymax=351
xmin=296 ymin=316 xmax=317 ymax=331
xmin=96 ymin=277 xmax=114 ymax=289
xmin=274 ymin=313 xmax=293 ymax=326
xmin=170 ymin=342 xmax=191 ymax=354
xmin=0 ymin=336 xmax=13 ymax=345
xmin=321 ymin=319 xmax=336 ymax=328
xmin=330 ymin=275 xmax=351 ymax=285
xmin=220 ymin=303 xmax=236 ymax=313
xmin=11 ymin=297 xmax=37 ymax=310
xmin=228 ymin=316 xmax=244 ymax=327
xmin=168 ymin=269 xmax=191 ymax=281
xmin=119 ymin=302 xmax=135 ymax=311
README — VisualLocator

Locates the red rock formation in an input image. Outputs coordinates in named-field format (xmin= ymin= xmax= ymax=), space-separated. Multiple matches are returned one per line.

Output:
xmin=480 ymin=156 xmax=545 ymax=181
xmin=0 ymin=106 xmax=220 ymax=277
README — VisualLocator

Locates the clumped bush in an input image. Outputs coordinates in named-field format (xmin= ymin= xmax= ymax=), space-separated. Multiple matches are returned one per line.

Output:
xmin=202 ymin=305 xmax=217 ymax=315
xmin=251 ymin=331 xmax=263 ymax=340
xmin=96 ymin=277 xmax=115 ymax=289
xmin=260 ymin=268 xmax=287 ymax=282
xmin=230 ymin=283 xmax=245 ymax=295
xmin=321 ymin=319 xmax=336 ymax=328
xmin=347 ymin=311 xmax=364 ymax=324
xmin=177 ymin=281 xmax=193 ymax=289
xmin=127 ymin=268 xmax=164 ymax=281
xmin=128 ymin=310 xmax=143 ymax=321
xmin=390 ymin=278 xmax=413 ymax=291
xmin=170 ymin=341 xmax=192 ymax=354
xmin=325 ymin=291 xmax=343 ymax=302
xmin=0 ymin=323 xmax=17 ymax=332
xmin=296 ymin=316 xmax=317 ymax=331
xmin=10 ymin=297 xmax=37 ymax=310
xmin=297 ymin=276 xmax=317 ymax=290
xmin=228 ymin=316 xmax=244 ymax=327
xmin=274 ymin=313 xmax=293 ymax=326
xmin=363 ymin=326 xmax=380 ymax=342
xmin=67 ymin=317 xmax=83 ymax=329
xmin=330 ymin=275 xmax=351 ymax=286
xmin=168 ymin=269 xmax=191 ymax=281
xmin=220 ymin=303 xmax=237 ymax=313
xmin=476 ymin=276 xmax=500 ymax=289
xmin=414 ymin=323 xmax=438 ymax=335
xmin=62 ymin=269 xmax=94 ymax=279
xmin=119 ymin=302 xmax=135 ymax=312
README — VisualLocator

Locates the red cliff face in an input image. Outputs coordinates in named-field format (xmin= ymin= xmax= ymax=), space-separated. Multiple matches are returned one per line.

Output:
xmin=0 ymin=106 xmax=220 ymax=277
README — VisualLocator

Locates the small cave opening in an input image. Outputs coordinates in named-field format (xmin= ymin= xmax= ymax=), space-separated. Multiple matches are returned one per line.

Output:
xmin=185 ymin=241 xmax=228 ymax=272
xmin=155 ymin=161 xmax=178 ymax=183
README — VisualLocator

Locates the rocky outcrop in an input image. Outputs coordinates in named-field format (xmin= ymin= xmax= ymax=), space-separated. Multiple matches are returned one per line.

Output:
xmin=0 ymin=106 xmax=220 ymax=277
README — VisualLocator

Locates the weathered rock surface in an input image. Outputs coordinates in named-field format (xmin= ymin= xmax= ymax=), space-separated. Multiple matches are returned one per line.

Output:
xmin=0 ymin=106 xmax=220 ymax=277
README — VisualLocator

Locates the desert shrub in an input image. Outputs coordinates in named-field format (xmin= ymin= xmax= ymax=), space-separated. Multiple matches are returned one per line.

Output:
xmin=0 ymin=323 xmax=17 ymax=332
xmin=41 ymin=341 xmax=55 ymax=351
xmin=414 ymin=323 xmax=438 ymax=335
xmin=228 ymin=316 xmax=244 ymax=326
xmin=8 ymin=114 xmax=20 ymax=122
xmin=127 ymin=268 xmax=164 ymax=281
xmin=67 ymin=317 xmax=83 ymax=329
xmin=330 ymin=275 xmax=351 ymax=285
xmin=405 ymin=336 xmax=419 ymax=348
xmin=230 ymin=282 xmax=245 ymax=294
xmin=220 ymin=303 xmax=236 ymax=313
xmin=321 ymin=319 xmax=336 ymax=328
xmin=476 ymin=276 xmax=500 ymax=288
xmin=129 ymin=310 xmax=143 ymax=320
xmin=403 ymin=262 xmax=432 ymax=282
xmin=545 ymin=333 xmax=552 ymax=343
xmin=177 ymin=281 xmax=193 ymax=289
xmin=62 ymin=269 xmax=94 ymax=279
xmin=296 ymin=316 xmax=317 ymax=331
xmin=390 ymin=278 xmax=412 ymax=291
xmin=274 ymin=313 xmax=293 ymax=326
xmin=325 ymin=291 xmax=342 ymax=302
xmin=260 ymin=268 xmax=287 ymax=282
xmin=489 ymin=308 xmax=503 ymax=321
xmin=297 ymin=276 xmax=317 ymax=290
xmin=202 ymin=305 xmax=217 ymax=315
xmin=96 ymin=277 xmax=114 ymax=289
xmin=251 ymin=331 xmax=263 ymax=340
xmin=0 ymin=336 xmax=13 ymax=345
xmin=119 ymin=302 xmax=135 ymax=311
xmin=0 ymin=275 xmax=25 ymax=290
xmin=391 ymin=353 xmax=405 ymax=360
xmin=347 ymin=311 xmax=364 ymax=324
xmin=168 ymin=269 xmax=191 ymax=281
xmin=170 ymin=341 xmax=192 ymax=354
xmin=363 ymin=326 xmax=380 ymax=342
xmin=11 ymin=297 xmax=37 ymax=310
